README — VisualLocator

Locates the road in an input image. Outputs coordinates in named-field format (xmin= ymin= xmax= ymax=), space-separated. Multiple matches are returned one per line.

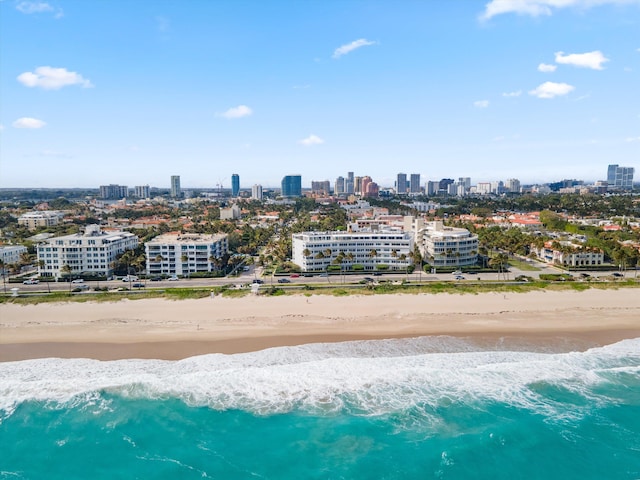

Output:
xmin=7 ymin=261 xmax=637 ymax=294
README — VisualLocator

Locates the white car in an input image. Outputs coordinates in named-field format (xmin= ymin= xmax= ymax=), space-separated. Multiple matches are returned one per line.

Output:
xmin=23 ymin=278 xmax=39 ymax=285
xmin=71 ymin=279 xmax=84 ymax=284
xmin=168 ymin=275 xmax=179 ymax=281
xmin=122 ymin=275 xmax=139 ymax=282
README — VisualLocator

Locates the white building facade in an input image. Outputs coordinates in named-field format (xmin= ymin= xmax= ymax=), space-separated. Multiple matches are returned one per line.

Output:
xmin=18 ymin=211 xmax=64 ymax=230
xmin=534 ymin=242 xmax=604 ymax=267
xmin=37 ymin=225 xmax=139 ymax=278
xmin=1 ymin=245 xmax=28 ymax=267
xmin=417 ymin=221 xmax=478 ymax=267
xmin=145 ymin=233 xmax=228 ymax=276
xmin=292 ymin=231 xmax=413 ymax=272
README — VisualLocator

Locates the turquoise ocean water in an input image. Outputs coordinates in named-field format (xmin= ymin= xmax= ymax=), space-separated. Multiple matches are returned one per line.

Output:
xmin=1 ymin=336 xmax=639 ymax=479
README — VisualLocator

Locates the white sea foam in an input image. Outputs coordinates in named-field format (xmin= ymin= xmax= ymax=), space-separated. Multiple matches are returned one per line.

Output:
xmin=1 ymin=337 xmax=639 ymax=420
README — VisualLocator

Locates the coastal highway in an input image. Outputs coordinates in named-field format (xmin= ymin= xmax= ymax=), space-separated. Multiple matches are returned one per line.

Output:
xmin=9 ymin=265 xmax=636 ymax=294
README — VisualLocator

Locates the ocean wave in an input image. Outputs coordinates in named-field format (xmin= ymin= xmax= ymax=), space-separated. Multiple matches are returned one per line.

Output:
xmin=1 ymin=337 xmax=639 ymax=421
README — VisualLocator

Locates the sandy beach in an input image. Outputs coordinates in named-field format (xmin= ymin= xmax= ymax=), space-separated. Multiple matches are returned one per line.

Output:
xmin=1 ymin=289 xmax=639 ymax=361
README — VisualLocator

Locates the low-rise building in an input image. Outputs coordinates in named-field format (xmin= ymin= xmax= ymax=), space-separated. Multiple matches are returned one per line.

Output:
xmin=37 ymin=225 xmax=139 ymax=278
xmin=1 ymin=245 xmax=28 ymax=268
xmin=292 ymin=231 xmax=413 ymax=272
xmin=220 ymin=204 xmax=241 ymax=220
xmin=416 ymin=220 xmax=478 ymax=267
xmin=533 ymin=241 xmax=604 ymax=267
xmin=145 ymin=233 xmax=228 ymax=276
xmin=18 ymin=211 xmax=64 ymax=230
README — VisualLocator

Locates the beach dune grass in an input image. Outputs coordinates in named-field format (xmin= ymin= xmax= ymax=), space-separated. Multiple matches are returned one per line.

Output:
xmin=0 ymin=280 xmax=638 ymax=305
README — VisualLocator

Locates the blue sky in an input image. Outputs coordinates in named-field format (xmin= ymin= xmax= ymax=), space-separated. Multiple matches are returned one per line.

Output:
xmin=1 ymin=0 xmax=639 ymax=189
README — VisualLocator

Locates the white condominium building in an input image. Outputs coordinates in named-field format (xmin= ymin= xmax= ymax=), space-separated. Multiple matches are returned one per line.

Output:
xmin=1 ymin=245 xmax=28 ymax=267
xmin=18 ymin=211 xmax=64 ymax=230
xmin=37 ymin=225 xmax=139 ymax=278
xmin=417 ymin=221 xmax=478 ymax=267
xmin=292 ymin=231 xmax=413 ymax=272
xmin=145 ymin=233 xmax=228 ymax=276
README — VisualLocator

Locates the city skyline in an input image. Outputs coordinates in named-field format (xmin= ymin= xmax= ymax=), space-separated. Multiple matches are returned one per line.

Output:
xmin=1 ymin=0 xmax=639 ymax=188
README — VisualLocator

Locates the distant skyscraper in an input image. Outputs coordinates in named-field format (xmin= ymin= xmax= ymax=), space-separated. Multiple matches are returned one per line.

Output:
xmin=335 ymin=176 xmax=345 ymax=195
xmin=171 ymin=175 xmax=181 ymax=198
xmin=281 ymin=175 xmax=302 ymax=197
xmin=134 ymin=185 xmax=150 ymax=198
xmin=458 ymin=177 xmax=471 ymax=191
xmin=346 ymin=172 xmax=354 ymax=194
xmin=311 ymin=180 xmax=331 ymax=196
xmin=505 ymin=178 xmax=521 ymax=193
xmin=410 ymin=174 xmax=421 ymax=193
xmin=361 ymin=176 xmax=372 ymax=196
xmin=354 ymin=176 xmax=363 ymax=194
xmin=427 ymin=181 xmax=439 ymax=196
xmin=607 ymin=164 xmax=634 ymax=190
xmin=396 ymin=173 xmax=407 ymax=194
xmin=231 ymin=174 xmax=240 ymax=197
xmin=99 ymin=184 xmax=128 ymax=199
xmin=251 ymin=184 xmax=263 ymax=201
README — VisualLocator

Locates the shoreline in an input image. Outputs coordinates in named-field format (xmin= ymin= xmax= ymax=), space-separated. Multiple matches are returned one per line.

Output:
xmin=1 ymin=289 xmax=639 ymax=361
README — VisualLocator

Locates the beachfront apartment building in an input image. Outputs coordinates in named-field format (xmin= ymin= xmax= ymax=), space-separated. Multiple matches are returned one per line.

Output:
xmin=36 ymin=225 xmax=139 ymax=278
xmin=533 ymin=241 xmax=604 ymax=267
xmin=292 ymin=231 xmax=413 ymax=272
xmin=18 ymin=211 xmax=64 ymax=230
xmin=416 ymin=220 xmax=478 ymax=267
xmin=145 ymin=233 xmax=228 ymax=276
xmin=1 ymin=245 xmax=28 ymax=268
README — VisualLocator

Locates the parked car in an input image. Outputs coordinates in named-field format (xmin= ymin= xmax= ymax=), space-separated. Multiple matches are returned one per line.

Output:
xmin=22 ymin=278 xmax=39 ymax=285
xmin=364 ymin=277 xmax=374 ymax=282
xmin=168 ymin=275 xmax=180 ymax=281
xmin=122 ymin=275 xmax=139 ymax=282
xmin=72 ymin=284 xmax=90 ymax=292
xmin=290 ymin=274 xmax=300 ymax=278
xmin=373 ymin=272 xmax=382 ymax=276
xmin=612 ymin=272 xmax=624 ymax=277
xmin=455 ymin=275 xmax=465 ymax=280
xmin=278 ymin=278 xmax=291 ymax=283
xmin=452 ymin=270 xmax=463 ymax=276
xmin=150 ymin=276 xmax=163 ymax=282
xmin=71 ymin=279 xmax=84 ymax=284
xmin=252 ymin=279 xmax=264 ymax=284
xmin=132 ymin=282 xmax=145 ymax=288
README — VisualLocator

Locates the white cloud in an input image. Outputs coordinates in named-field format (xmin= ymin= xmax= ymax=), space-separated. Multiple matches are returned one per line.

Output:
xmin=298 ymin=134 xmax=324 ymax=146
xmin=502 ymin=90 xmax=522 ymax=97
xmin=16 ymin=2 xmax=62 ymax=17
xmin=333 ymin=39 xmax=377 ymax=59
xmin=529 ymin=81 xmax=575 ymax=98
xmin=474 ymin=100 xmax=490 ymax=108
xmin=17 ymin=66 xmax=93 ymax=90
xmin=480 ymin=0 xmax=640 ymax=21
xmin=13 ymin=117 xmax=46 ymax=129
xmin=218 ymin=105 xmax=253 ymax=119
xmin=626 ymin=136 xmax=640 ymax=142
xmin=555 ymin=50 xmax=609 ymax=70
xmin=538 ymin=63 xmax=557 ymax=72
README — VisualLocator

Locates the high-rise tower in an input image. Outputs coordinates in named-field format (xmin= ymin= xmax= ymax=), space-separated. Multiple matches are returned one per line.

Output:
xmin=170 ymin=176 xmax=181 ymax=198
xmin=231 ymin=174 xmax=240 ymax=197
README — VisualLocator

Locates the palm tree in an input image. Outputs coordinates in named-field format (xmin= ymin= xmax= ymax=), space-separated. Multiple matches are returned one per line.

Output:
xmin=0 ymin=259 xmax=6 ymax=294
xmin=60 ymin=264 xmax=72 ymax=291
xmin=489 ymin=253 xmax=509 ymax=280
